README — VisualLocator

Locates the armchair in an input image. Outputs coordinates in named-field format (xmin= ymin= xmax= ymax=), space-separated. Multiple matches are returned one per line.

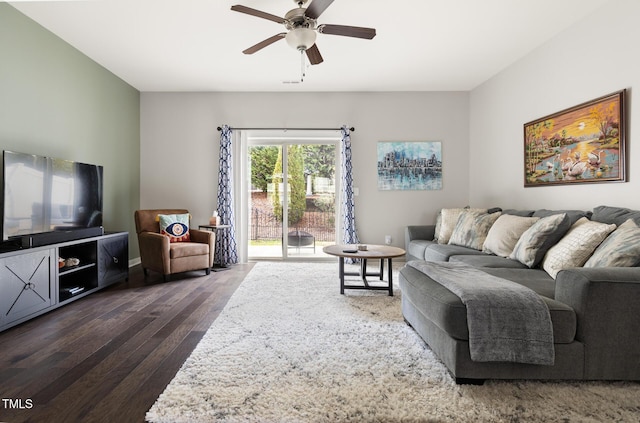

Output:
xmin=134 ymin=209 xmax=215 ymax=281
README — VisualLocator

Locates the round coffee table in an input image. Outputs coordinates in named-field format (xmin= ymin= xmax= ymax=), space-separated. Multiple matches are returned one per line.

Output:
xmin=322 ymin=244 xmax=406 ymax=296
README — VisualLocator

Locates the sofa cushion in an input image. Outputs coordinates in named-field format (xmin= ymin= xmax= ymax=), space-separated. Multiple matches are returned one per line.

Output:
xmin=480 ymin=268 xmax=556 ymax=298
xmin=448 ymin=211 xmax=501 ymax=250
xmin=400 ymin=264 xmax=576 ymax=344
xmin=532 ymin=209 xmax=593 ymax=225
xmin=437 ymin=208 xmax=487 ymax=244
xmin=400 ymin=264 xmax=467 ymax=340
xmin=591 ymin=205 xmax=640 ymax=226
xmin=449 ymin=255 xmax=528 ymax=269
xmin=483 ymin=214 xmax=540 ymax=257
xmin=585 ymin=219 xmax=640 ymax=268
xmin=424 ymin=244 xmax=487 ymax=262
xmin=170 ymin=241 xmax=209 ymax=259
xmin=407 ymin=239 xmax=436 ymax=261
xmin=510 ymin=213 xmax=571 ymax=268
xmin=542 ymin=218 xmax=617 ymax=278
xmin=502 ymin=209 xmax=536 ymax=217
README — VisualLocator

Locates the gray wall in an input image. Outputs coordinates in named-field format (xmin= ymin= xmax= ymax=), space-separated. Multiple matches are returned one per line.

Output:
xmin=469 ymin=0 xmax=639 ymax=211
xmin=140 ymin=92 xmax=470 ymax=256
xmin=0 ymin=4 xmax=141 ymax=258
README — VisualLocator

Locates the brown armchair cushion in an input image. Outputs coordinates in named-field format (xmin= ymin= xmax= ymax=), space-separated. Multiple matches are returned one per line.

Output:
xmin=170 ymin=242 xmax=209 ymax=259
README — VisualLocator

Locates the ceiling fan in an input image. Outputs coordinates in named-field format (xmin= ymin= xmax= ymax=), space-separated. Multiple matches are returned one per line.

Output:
xmin=231 ymin=0 xmax=376 ymax=66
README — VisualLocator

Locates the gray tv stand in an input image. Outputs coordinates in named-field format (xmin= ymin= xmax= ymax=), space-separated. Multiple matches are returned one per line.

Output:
xmin=0 ymin=232 xmax=128 ymax=332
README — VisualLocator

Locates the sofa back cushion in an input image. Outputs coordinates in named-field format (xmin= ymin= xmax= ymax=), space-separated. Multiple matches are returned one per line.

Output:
xmin=509 ymin=213 xmax=571 ymax=268
xmin=501 ymin=209 xmax=535 ymax=217
xmin=532 ymin=209 xmax=592 ymax=225
xmin=591 ymin=205 xmax=640 ymax=226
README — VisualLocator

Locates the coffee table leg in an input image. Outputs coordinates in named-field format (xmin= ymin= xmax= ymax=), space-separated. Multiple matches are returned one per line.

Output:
xmin=339 ymin=257 xmax=345 ymax=294
xmin=360 ymin=259 xmax=370 ymax=288
xmin=387 ymin=258 xmax=393 ymax=296
xmin=379 ymin=259 xmax=384 ymax=281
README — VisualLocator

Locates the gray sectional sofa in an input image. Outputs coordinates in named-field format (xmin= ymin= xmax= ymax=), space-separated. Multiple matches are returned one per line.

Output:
xmin=400 ymin=205 xmax=640 ymax=384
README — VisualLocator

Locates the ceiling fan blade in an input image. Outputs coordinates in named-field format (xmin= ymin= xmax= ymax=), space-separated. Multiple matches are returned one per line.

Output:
xmin=306 ymin=44 xmax=324 ymax=65
xmin=318 ymin=24 xmax=376 ymax=39
xmin=305 ymin=0 xmax=335 ymax=20
xmin=243 ymin=33 xmax=286 ymax=55
xmin=231 ymin=5 xmax=286 ymax=24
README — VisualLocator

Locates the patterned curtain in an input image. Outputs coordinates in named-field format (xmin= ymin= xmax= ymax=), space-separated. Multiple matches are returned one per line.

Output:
xmin=216 ymin=125 xmax=239 ymax=264
xmin=340 ymin=126 xmax=360 ymax=260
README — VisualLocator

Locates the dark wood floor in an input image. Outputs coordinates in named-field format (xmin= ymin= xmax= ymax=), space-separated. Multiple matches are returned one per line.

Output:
xmin=0 ymin=263 xmax=254 ymax=423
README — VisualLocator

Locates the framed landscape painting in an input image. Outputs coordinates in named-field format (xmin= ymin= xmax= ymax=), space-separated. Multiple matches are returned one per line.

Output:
xmin=377 ymin=141 xmax=442 ymax=190
xmin=524 ymin=89 xmax=626 ymax=187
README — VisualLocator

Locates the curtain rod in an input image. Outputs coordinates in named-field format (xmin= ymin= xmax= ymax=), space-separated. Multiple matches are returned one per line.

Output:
xmin=217 ymin=126 xmax=355 ymax=132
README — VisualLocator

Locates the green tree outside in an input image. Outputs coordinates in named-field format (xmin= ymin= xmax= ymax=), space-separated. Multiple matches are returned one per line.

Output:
xmin=272 ymin=145 xmax=306 ymax=225
xmin=250 ymin=146 xmax=279 ymax=192
xmin=304 ymin=145 xmax=335 ymax=180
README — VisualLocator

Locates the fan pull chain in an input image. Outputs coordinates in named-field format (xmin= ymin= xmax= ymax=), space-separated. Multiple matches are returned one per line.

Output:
xmin=300 ymin=50 xmax=306 ymax=82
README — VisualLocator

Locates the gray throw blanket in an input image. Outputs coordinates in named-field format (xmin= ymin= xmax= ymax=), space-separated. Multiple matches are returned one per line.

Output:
xmin=408 ymin=261 xmax=554 ymax=365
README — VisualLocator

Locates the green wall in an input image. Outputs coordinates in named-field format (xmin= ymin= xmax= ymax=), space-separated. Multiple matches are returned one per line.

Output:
xmin=0 ymin=4 xmax=140 ymax=259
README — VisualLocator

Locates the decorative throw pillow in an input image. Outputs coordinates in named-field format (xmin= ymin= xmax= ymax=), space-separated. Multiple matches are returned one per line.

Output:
xmin=437 ymin=207 xmax=487 ymax=244
xmin=542 ymin=218 xmax=616 ymax=278
xmin=448 ymin=211 xmax=501 ymax=251
xmin=483 ymin=214 xmax=540 ymax=257
xmin=509 ymin=213 xmax=571 ymax=268
xmin=433 ymin=211 xmax=442 ymax=242
xmin=158 ymin=213 xmax=191 ymax=243
xmin=584 ymin=219 xmax=640 ymax=268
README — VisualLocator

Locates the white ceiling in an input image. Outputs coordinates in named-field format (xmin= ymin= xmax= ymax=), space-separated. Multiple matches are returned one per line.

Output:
xmin=8 ymin=0 xmax=611 ymax=92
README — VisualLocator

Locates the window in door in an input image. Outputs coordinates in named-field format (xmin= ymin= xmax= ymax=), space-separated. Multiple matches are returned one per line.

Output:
xmin=246 ymin=137 xmax=338 ymax=260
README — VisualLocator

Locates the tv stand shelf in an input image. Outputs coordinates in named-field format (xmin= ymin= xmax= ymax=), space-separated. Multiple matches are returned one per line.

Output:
xmin=0 ymin=232 xmax=128 ymax=332
xmin=60 ymin=263 xmax=96 ymax=275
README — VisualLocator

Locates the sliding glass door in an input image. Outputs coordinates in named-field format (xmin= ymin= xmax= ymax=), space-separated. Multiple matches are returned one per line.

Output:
xmin=246 ymin=136 xmax=338 ymax=260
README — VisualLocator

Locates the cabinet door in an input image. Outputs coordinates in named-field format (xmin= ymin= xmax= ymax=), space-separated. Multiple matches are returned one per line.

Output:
xmin=98 ymin=234 xmax=128 ymax=287
xmin=0 ymin=249 xmax=54 ymax=326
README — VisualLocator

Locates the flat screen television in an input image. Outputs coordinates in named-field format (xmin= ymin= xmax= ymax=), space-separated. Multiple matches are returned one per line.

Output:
xmin=2 ymin=150 xmax=103 ymax=242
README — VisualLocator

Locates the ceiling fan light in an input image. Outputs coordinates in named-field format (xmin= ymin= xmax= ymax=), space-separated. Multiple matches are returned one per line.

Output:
xmin=285 ymin=27 xmax=317 ymax=50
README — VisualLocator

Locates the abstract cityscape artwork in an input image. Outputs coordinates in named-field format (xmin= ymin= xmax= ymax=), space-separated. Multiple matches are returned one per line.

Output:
xmin=377 ymin=141 xmax=442 ymax=191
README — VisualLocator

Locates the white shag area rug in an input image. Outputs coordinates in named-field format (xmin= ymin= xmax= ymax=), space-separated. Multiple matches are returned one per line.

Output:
xmin=147 ymin=262 xmax=640 ymax=422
